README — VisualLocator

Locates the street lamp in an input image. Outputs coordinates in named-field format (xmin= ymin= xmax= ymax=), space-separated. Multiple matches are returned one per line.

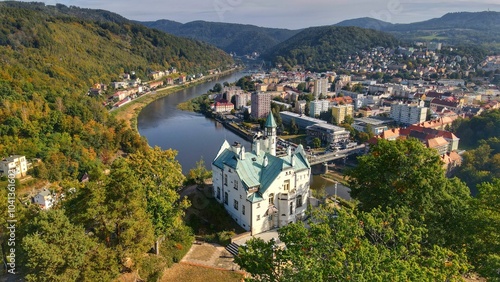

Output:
xmin=334 ymin=181 xmax=338 ymax=203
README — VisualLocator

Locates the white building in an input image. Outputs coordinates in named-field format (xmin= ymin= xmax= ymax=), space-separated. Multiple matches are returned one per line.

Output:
xmin=33 ymin=188 xmax=54 ymax=210
xmin=1 ymin=155 xmax=28 ymax=178
xmin=306 ymin=123 xmax=350 ymax=144
xmin=313 ymin=78 xmax=329 ymax=98
xmin=352 ymin=117 xmax=390 ymax=135
xmin=235 ymin=93 xmax=251 ymax=109
xmin=390 ymin=102 xmax=428 ymax=125
xmin=212 ymin=114 xmax=311 ymax=235
xmin=309 ymin=99 xmax=331 ymax=117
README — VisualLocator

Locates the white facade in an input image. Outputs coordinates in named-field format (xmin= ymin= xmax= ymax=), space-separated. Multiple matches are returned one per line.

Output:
xmin=314 ymin=78 xmax=329 ymax=97
xmin=212 ymin=114 xmax=311 ymax=235
xmin=235 ymin=93 xmax=251 ymax=109
xmin=309 ymin=99 xmax=331 ymax=117
xmin=1 ymin=155 xmax=28 ymax=178
xmin=390 ymin=103 xmax=427 ymax=125
xmin=33 ymin=188 xmax=54 ymax=210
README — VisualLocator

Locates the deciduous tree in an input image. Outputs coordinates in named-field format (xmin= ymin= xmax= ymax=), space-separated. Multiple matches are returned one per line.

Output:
xmin=236 ymin=206 xmax=469 ymax=281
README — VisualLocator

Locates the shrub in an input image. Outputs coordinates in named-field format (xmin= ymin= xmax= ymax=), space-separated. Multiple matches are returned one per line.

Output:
xmin=217 ymin=230 xmax=236 ymax=246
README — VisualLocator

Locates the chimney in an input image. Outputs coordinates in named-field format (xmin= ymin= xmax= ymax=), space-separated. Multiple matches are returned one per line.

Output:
xmin=239 ymin=146 xmax=246 ymax=160
xmin=291 ymin=154 xmax=295 ymax=167
xmin=263 ymin=156 xmax=268 ymax=167
xmin=232 ymin=142 xmax=241 ymax=155
xmin=254 ymin=141 xmax=261 ymax=156
xmin=287 ymin=146 xmax=292 ymax=156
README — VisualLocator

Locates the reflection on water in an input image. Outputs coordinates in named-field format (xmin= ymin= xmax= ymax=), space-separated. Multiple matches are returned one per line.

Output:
xmin=137 ymin=71 xmax=250 ymax=174
xmin=310 ymin=175 xmax=351 ymax=200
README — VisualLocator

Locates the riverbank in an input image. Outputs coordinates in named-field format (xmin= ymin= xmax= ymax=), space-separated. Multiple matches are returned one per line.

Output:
xmin=111 ymin=67 xmax=242 ymax=131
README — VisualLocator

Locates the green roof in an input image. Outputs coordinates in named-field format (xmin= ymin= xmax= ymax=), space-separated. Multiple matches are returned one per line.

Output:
xmin=265 ymin=113 xmax=277 ymax=128
xmin=213 ymin=145 xmax=310 ymax=196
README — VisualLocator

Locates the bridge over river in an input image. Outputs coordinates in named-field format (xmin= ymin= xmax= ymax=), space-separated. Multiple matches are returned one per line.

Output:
xmin=306 ymin=144 xmax=366 ymax=166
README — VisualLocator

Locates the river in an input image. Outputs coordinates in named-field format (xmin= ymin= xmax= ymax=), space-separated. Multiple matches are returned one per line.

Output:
xmin=137 ymin=70 xmax=350 ymax=199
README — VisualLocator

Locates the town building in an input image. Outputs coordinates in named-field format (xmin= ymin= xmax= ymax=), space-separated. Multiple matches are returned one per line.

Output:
xmin=306 ymin=123 xmax=350 ymax=144
xmin=223 ymin=86 xmax=244 ymax=103
xmin=338 ymin=90 xmax=364 ymax=109
xmin=1 ymin=155 xmax=28 ymax=178
xmin=331 ymin=104 xmax=354 ymax=124
xmin=33 ymin=188 xmax=54 ymax=210
xmin=313 ymin=78 xmax=329 ymax=98
xmin=309 ymin=99 xmax=330 ymax=117
xmin=429 ymin=98 xmax=462 ymax=113
xmin=235 ymin=93 xmax=251 ymax=109
xmin=294 ymin=100 xmax=307 ymax=115
xmin=213 ymin=101 xmax=234 ymax=113
xmin=390 ymin=102 xmax=427 ymax=125
xmin=279 ymin=111 xmax=327 ymax=130
xmin=352 ymin=117 xmax=391 ymax=135
xmin=212 ymin=114 xmax=311 ymax=235
xmin=251 ymin=92 xmax=271 ymax=119
xmin=369 ymin=125 xmax=459 ymax=155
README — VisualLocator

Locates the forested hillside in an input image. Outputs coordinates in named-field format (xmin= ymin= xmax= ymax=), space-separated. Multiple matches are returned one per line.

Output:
xmin=0 ymin=1 xmax=233 ymax=179
xmin=264 ymin=26 xmax=399 ymax=71
xmin=141 ymin=20 xmax=300 ymax=55
xmin=0 ymin=3 xmax=231 ymax=279
xmin=336 ymin=11 xmax=500 ymax=51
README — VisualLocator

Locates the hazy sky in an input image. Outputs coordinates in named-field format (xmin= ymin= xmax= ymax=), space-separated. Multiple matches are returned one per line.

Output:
xmin=21 ymin=0 xmax=500 ymax=29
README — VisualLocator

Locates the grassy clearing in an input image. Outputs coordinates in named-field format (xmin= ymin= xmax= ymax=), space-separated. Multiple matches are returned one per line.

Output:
xmin=160 ymin=263 xmax=244 ymax=282
xmin=280 ymin=134 xmax=308 ymax=146
xmin=188 ymin=245 xmax=216 ymax=261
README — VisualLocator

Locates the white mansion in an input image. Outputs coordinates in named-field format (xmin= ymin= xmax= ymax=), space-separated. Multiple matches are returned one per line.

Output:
xmin=212 ymin=113 xmax=311 ymax=235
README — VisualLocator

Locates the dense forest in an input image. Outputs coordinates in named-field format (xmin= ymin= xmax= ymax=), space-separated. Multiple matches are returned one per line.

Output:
xmin=0 ymin=2 xmax=233 ymax=280
xmin=0 ymin=1 xmax=233 ymax=179
xmin=141 ymin=20 xmax=300 ymax=55
xmin=263 ymin=26 xmax=400 ymax=71
xmin=449 ymin=109 xmax=500 ymax=194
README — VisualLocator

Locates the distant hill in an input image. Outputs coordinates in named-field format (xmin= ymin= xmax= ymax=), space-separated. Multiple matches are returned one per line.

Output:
xmin=335 ymin=11 xmax=500 ymax=50
xmin=389 ymin=11 xmax=500 ymax=31
xmin=140 ymin=20 xmax=301 ymax=55
xmin=335 ymin=17 xmax=393 ymax=30
xmin=263 ymin=26 xmax=399 ymax=71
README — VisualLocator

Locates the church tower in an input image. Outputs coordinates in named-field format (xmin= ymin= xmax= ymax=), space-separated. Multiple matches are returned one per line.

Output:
xmin=264 ymin=112 xmax=277 ymax=156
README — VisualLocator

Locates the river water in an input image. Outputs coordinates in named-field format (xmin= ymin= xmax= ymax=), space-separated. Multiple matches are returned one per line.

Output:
xmin=137 ymin=70 xmax=351 ymax=199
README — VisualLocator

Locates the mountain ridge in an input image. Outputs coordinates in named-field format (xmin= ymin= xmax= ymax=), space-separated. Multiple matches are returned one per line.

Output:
xmin=141 ymin=11 xmax=500 ymax=54
xmin=140 ymin=19 xmax=301 ymax=55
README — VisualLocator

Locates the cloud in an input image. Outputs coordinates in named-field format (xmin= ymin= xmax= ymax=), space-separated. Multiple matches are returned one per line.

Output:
xmin=20 ymin=0 xmax=500 ymax=28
